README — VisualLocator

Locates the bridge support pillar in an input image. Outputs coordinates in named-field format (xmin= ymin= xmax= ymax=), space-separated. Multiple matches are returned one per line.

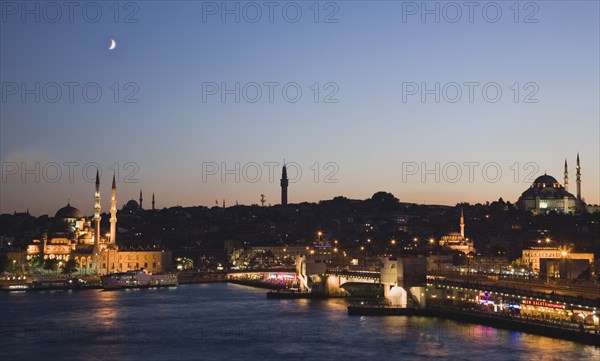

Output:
xmin=409 ymin=286 xmax=427 ymax=308
xmin=297 ymin=254 xmax=327 ymax=293
xmin=384 ymin=284 xmax=407 ymax=307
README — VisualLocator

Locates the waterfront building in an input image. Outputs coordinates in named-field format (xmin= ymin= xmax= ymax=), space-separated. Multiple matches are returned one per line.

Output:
xmin=23 ymin=173 xmax=170 ymax=275
xmin=230 ymin=245 xmax=304 ymax=269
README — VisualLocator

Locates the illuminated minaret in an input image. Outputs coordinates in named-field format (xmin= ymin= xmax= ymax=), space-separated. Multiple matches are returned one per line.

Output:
xmin=576 ymin=153 xmax=581 ymax=201
xmin=109 ymin=173 xmax=117 ymax=244
xmin=280 ymin=163 xmax=288 ymax=206
xmin=459 ymin=207 xmax=465 ymax=238
xmin=152 ymin=193 xmax=155 ymax=211
xmin=139 ymin=189 xmax=143 ymax=209
xmin=563 ymin=159 xmax=569 ymax=191
xmin=93 ymin=170 xmax=101 ymax=253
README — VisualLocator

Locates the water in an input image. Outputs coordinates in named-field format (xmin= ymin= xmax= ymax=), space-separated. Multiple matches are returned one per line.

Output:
xmin=1 ymin=283 xmax=598 ymax=361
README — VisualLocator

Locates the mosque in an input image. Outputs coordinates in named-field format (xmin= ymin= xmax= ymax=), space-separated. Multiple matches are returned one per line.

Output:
xmin=439 ymin=208 xmax=475 ymax=254
xmin=25 ymin=172 xmax=169 ymax=275
xmin=516 ymin=154 xmax=587 ymax=214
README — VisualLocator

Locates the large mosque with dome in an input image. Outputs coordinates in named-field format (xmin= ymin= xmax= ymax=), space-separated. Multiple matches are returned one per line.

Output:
xmin=25 ymin=172 xmax=169 ymax=275
xmin=516 ymin=154 xmax=587 ymax=214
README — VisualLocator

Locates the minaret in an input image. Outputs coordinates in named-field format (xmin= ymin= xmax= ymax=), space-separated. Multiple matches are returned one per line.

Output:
xmin=93 ymin=170 xmax=101 ymax=253
xmin=563 ymin=159 xmax=569 ymax=191
xmin=280 ymin=163 xmax=288 ymax=206
xmin=459 ymin=207 xmax=465 ymax=238
xmin=109 ymin=173 xmax=117 ymax=244
xmin=152 ymin=193 xmax=155 ymax=211
xmin=139 ymin=189 xmax=143 ymax=209
xmin=576 ymin=153 xmax=581 ymax=201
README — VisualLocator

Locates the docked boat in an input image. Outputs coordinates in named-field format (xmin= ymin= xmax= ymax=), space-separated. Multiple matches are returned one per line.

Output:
xmin=101 ymin=269 xmax=178 ymax=290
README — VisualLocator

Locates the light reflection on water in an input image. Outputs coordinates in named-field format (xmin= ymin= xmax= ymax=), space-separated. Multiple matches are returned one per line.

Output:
xmin=1 ymin=283 xmax=598 ymax=361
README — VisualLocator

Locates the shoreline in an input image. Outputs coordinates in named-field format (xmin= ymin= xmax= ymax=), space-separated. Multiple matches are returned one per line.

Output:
xmin=347 ymin=305 xmax=600 ymax=346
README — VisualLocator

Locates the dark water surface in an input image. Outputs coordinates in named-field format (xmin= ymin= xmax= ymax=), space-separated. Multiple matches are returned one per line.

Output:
xmin=1 ymin=283 xmax=598 ymax=360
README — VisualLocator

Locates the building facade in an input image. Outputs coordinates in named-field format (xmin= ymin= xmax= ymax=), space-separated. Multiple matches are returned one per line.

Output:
xmin=522 ymin=247 xmax=594 ymax=272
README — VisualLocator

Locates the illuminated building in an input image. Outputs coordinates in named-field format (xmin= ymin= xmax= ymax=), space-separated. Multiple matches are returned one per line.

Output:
xmin=230 ymin=245 xmax=305 ymax=269
xmin=439 ymin=208 xmax=475 ymax=254
xmin=522 ymin=247 xmax=594 ymax=273
xmin=517 ymin=155 xmax=585 ymax=214
xmin=24 ymin=173 xmax=170 ymax=275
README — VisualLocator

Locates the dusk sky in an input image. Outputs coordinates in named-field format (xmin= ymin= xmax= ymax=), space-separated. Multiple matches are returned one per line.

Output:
xmin=1 ymin=1 xmax=599 ymax=216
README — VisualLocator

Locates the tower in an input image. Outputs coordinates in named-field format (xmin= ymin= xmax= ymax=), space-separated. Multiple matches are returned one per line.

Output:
xmin=280 ymin=163 xmax=288 ymax=206
xmin=93 ymin=170 xmax=101 ymax=253
xmin=139 ymin=189 xmax=143 ymax=209
xmin=576 ymin=153 xmax=581 ymax=201
xmin=459 ymin=207 xmax=465 ymax=238
xmin=152 ymin=193 xmax=155 ymax=211
xmin=109 ymin=173 xmax=117 ymax=244
xmin=563 ymin=159 xmax=569 ymax=192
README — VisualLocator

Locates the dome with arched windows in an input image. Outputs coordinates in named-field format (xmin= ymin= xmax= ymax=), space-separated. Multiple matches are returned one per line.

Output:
xmin=531 ymin=174 xmax=560 ymax=189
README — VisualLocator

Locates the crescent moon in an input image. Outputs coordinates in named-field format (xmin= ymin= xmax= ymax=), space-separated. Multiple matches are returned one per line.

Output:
xmin=109 ymin=39 xmax=116 ymax=50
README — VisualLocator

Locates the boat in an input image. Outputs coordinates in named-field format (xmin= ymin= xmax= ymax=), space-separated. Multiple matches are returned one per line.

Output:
xmin=101 ymin=269 xmax=178 ymax=290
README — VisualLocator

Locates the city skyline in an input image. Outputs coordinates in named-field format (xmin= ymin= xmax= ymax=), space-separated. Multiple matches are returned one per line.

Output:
xmin=1 ymin=2 xmax=599 ymax=357
xmin=1 ymin=152 xmax=595 ymax=216
xmin=2 ymin=1 xmax=599 ymax=214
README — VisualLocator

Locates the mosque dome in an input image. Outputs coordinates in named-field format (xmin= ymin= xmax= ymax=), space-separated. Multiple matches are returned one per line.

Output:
xmin=55 ymin=203 xmax=83 ymax=219
xmin=123 ymin=199 xmax=139 ymax=211
xmin=531 ymin=174 xmax=560 ymax=189
xmin=49 ymin=220 xmax=75 ymax=234
xmin=518 ymin=173 xmax=575 ymax=202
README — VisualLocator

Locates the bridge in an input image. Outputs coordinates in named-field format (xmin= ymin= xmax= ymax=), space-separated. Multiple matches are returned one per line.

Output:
xmin=297 ymin=255 xmax=427 ymax=307
xmin=295 ymin=255 xmax=599 ymax=311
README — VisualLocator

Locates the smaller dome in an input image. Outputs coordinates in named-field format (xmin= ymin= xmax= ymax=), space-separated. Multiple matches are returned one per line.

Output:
xmin=123 ymin=199 xmax=139 ymax=211
xmin=55 ymin=203 xmax=83 ymax=219
xmin=50 ymin=220 xmax=75 ymax=234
